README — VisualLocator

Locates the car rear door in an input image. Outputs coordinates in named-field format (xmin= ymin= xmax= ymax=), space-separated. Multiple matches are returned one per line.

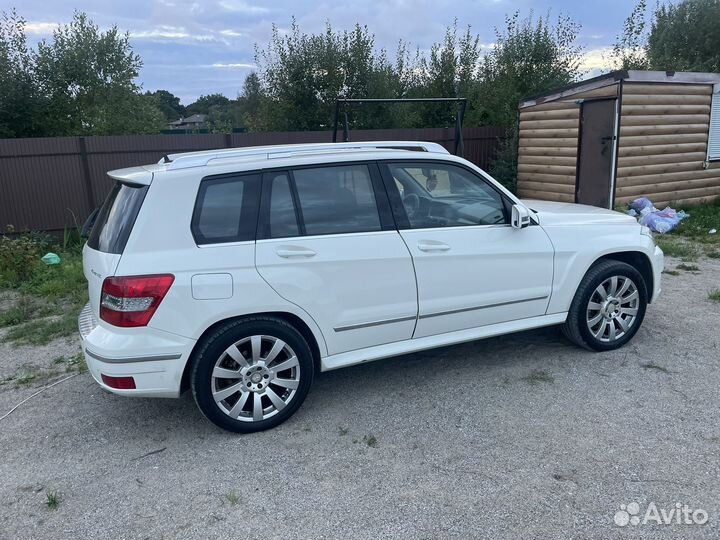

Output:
xmin=83 ymin=181 xmax=149 ymax=318
xmin=379 ymin=160 xmax=555 ymax=339
xmin=254 ymin=162 xmax=418 ymax=356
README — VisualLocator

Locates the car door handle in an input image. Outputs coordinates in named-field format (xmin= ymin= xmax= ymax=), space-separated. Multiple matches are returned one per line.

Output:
xmin=275 ymin=247 xmax=317 ymax=258
xmin=417 ymin=241 xmax=451 ymax=252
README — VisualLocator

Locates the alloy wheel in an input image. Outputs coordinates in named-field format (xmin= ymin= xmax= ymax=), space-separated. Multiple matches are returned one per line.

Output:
xmin=585 ymin=275 xmax=639 ymax=343
xmin=211 ymin=335 xmax=301 ymax=422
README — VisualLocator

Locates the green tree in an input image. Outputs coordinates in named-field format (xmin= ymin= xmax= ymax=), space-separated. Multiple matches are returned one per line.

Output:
xmin=415 ymin=21 xmax=482 ymax=128
xmin=648 ymin=0 xmax=720 ymax=72
xmin=478 ymin=12 xmax=583 ymax=127
xmin=255 ymin=20 xmax=410 ymax=131
xmin=185 ymin=93 xmax=234 ymax=133
xmin=236 ymin=72 xmax=269 ymax=131
xmin=145 ymin=89 xmax=185 ymax=121
xmin=0 ymin=10 xmax=42 ymax=137
xmin=612 ymin=0 xmax=720 ymax=72
xmin=480 ymin=12 xmax=583 ymax=190
xmin=34 ymin=11 xmax=164 ymax=135
xmin=185 ymin=93 xmax=231 ymax=115
xmin=610 ymin=0 xmax=649 ymax=70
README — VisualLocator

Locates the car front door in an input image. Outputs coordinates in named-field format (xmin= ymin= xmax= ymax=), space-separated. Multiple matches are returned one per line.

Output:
xmin=380 ymin=160 xmax=555 ymax=339
xmin=254 ymin=162 xmax=418 ymax=356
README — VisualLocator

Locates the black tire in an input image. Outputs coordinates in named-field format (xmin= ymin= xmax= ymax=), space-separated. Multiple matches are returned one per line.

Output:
xmin=561 ymin=259 xmax=648 ymax=351
xmin=191 ymin=316 xmax=314 ymax=433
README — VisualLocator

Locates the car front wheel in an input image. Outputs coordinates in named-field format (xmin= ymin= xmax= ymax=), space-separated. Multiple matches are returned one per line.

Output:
xmin=191 ymin=317 xmax=314 ymax=433
xmin=562 ymin=259 xmax=648 ymax=351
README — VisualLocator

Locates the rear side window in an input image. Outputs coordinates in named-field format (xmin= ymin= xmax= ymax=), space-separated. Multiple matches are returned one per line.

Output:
xmin=292 ymin=165 xmax=382 ymax=236
xmin=268 ymin=172 xmax=300 ymax=238
xmin=87 ymin=182 xmax=148 ymax=254
xmin=192 ymin=173 xmax=260 ymax=244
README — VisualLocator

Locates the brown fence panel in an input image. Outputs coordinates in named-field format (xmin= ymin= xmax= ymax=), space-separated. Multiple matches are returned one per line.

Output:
xmin=0 ymin=127 xmax=507 ymax=232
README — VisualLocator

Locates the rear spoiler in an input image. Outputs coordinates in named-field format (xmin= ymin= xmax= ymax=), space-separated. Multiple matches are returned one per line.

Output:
xmin=107 ymin=166 xmax=154 ymax=186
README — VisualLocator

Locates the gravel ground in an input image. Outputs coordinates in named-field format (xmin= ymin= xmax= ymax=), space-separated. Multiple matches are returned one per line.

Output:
xmin=1 ymin=256 xmax=719 ymax=540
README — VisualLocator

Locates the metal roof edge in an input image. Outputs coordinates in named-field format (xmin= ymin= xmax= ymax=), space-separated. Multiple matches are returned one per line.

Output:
xmin=519 ymin=70 xmax=720 ymax=109
xmin=519 ymin=71 xmax=625 ymax=109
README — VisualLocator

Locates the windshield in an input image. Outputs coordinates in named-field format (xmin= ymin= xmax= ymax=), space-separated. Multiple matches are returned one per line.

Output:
xmin=86 ymin=182 xmax=148 ymax=254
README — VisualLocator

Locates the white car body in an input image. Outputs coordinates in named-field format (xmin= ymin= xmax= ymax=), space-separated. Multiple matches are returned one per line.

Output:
xmin=79 ymin=141 xmax=663 ymax=400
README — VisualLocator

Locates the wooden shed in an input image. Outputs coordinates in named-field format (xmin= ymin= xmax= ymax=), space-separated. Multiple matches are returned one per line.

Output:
xmin=517 ymin=70 xmax=720 ymax=208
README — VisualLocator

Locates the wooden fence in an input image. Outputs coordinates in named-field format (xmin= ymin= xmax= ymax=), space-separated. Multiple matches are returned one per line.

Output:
xmin=0 ymin=127 xmax=508 ymax=232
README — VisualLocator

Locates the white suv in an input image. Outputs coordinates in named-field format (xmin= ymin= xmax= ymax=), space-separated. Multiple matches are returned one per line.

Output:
xmin=79 ymin=141 xmax=663 ymax=432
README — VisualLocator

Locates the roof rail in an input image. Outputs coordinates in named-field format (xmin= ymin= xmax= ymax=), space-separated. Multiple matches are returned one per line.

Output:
xmin=160 ymin=141 xmax=448 ymax=170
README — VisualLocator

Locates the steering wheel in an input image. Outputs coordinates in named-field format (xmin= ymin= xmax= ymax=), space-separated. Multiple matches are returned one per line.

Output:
xmin=403 ymin=193 xmax=420 ymax=219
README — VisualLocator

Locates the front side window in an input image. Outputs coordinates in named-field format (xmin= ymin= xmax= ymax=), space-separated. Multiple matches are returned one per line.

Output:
xmin=192 ymin=174 xmax=260 ymax=244
xmin=290 ymin=164 xmax=382 ymax=236
xmin=386 ymin=162 xmax=508 ymax=229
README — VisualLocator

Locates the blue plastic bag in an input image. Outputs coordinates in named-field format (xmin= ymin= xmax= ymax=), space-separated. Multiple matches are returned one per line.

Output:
xmin=634 ymin=200 xmax=689 ymax=234
xmin=630 ymin=197 xmax=654 ymax=213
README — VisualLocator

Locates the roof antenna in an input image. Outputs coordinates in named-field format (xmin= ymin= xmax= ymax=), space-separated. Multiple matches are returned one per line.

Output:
xmin=162 ymin=154 xmax=171 ymax=164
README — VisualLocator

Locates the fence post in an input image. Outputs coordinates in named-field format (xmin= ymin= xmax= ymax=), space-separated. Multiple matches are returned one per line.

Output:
xmin=78 ymin=137 xmax=96 ymax=213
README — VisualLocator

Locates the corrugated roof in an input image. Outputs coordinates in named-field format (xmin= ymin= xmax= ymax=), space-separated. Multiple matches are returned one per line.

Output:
xmin=519 ymin=70 xmax=720 ymax=109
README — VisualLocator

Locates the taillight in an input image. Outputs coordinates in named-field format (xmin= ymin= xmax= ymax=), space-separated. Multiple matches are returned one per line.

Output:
xmin=100 ymin=274 xmax=174 ymax=327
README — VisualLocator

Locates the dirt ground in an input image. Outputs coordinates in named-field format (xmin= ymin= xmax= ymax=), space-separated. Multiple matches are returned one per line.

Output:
xmin=1 ymin=256 xmax=719 ymax=540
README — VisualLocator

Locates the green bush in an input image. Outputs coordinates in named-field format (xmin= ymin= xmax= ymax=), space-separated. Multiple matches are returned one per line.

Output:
xmin=0 ymin=228 xmax=51 ymax=285
xmin=488 ymin=132 xmax=518 ymax=193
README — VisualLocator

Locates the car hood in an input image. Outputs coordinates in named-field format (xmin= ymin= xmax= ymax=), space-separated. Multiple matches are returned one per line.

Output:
xmin=521 ymin=199 xmax=637 ymax=226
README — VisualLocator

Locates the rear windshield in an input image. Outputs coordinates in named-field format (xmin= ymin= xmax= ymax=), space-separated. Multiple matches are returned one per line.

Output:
xmin=87 ymin=182 xmax=149 ymax=254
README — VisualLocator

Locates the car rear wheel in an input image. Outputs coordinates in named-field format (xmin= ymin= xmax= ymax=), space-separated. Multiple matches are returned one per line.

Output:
xmin=191 ymin=317 xmax=314 ymax=433
xmin=562 ymin=259 xmax=648 ymax=351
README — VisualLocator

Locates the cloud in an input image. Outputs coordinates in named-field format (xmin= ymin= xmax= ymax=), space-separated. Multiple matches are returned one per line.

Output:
xmin=131 ymin=26 xmax=220 ymax=43
xmin=219 ymin=29 xmax=244 ymax=37
xmin=217 ymin=1 xmax=270 ymax=15
xmin=25 ymin=21 xmax=59 ymax=35
xmin=210 ymin=62 xmax=256 ymax=68
xmin=581 ymin=47 xmax=614 ymax=71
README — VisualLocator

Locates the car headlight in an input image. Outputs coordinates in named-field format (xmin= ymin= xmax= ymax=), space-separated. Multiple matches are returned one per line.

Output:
xmin=640 ymin=225 xmax=654 ymax=239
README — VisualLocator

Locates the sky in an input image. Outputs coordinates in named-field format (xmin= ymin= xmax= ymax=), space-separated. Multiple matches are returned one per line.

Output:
xmin=8 ymin=0 xmax=636 ymax=105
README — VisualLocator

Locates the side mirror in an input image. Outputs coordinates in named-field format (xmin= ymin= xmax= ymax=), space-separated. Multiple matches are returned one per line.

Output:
xmin=511 ymin=204 xmax=531 ymax=229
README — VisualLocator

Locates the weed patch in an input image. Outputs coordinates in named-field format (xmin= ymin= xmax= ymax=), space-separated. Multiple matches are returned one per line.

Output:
xmin=363 ymin=434 xmax=378 ymax=448
xmin=522 ymin=370 xmax=554 ymax=385
xmin=45 ymin=490 xmax=60 ymax=510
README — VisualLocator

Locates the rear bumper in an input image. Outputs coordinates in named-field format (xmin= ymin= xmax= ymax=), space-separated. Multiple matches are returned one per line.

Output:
xmin=651 ymin=245 xmax=664 ymax=303
xmin=78 ymin=303 xmax=196 ymax=398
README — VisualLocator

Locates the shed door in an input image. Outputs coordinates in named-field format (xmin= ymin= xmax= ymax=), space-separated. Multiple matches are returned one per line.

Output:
xmin=576 ymin=98 xmax=617 ymax=208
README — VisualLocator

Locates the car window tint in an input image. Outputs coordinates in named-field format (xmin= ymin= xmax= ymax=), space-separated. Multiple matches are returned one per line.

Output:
xmin=87 ymin=182 xmax=148 ymax=254
xmin=292 ymin=165 xmax=381 ymax=236
xmin=388 ymin=163 xmax=507 ymax=229
xmin=192 ymin=174 xmax=260 ymax=244
xmin=268 ymin=172 xmax=300 ymax=238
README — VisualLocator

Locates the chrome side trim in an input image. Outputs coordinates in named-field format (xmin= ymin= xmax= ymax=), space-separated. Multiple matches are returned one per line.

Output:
xmin=334 ymin=315 xmax=416 ymax=332
xmin=419 ymin=296 xmax=549 ymax=320
xmin=84 ymin=349 xmax=182 ymax=364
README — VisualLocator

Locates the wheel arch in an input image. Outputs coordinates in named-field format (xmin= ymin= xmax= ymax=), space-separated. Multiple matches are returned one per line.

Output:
xmin=180 ymin=311 xmax=323 ymax=393
xmin=595 ymin=250 xmax=654 ymax=303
